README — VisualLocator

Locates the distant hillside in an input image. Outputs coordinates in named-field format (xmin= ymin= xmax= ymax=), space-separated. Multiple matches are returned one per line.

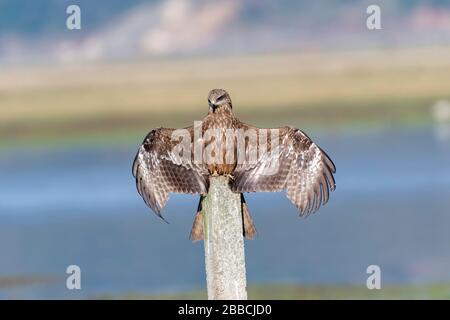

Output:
xmin=1 ymin=0 xmax=450 ymax=65
xmin=0 ymin=0 xmax=151 ymax=36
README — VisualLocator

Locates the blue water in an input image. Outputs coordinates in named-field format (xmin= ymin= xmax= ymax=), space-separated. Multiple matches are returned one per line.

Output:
xmin=0 ymin=126 xmax=449 ymax=299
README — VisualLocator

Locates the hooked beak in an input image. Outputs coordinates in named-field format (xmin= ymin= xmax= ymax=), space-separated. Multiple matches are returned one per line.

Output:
xmin=208 ymin=99 xmax=217 ymax=112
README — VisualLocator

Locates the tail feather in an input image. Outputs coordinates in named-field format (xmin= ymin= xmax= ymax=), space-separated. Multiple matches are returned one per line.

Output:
xmin=189 ymin=211 xmax=204 ymax=242
xmin=241 ymin=194 xmax=257 ymax=239
xmin=189 ymin=196 xmax=205 ymax=242
xmin=189 ymin=194 xmax=257 ymax=241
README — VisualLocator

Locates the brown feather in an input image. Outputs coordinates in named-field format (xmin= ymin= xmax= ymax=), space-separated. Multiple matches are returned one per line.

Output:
xmin=232 ymin=125 xmax=336 ymax=216
xmin=133 ymin=89 xmax=336 ymax=234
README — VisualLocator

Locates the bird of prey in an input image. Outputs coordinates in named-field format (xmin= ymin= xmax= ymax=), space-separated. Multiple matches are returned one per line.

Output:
xmin=132 ymin=89 xmax=336 ymax=241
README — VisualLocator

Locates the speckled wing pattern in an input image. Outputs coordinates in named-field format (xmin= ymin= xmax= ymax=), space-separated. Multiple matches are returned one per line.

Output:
xmin=132 ymin=127 xmax=208 ymax=218
xmin=232 ymin=125 xmax=336 ymax=215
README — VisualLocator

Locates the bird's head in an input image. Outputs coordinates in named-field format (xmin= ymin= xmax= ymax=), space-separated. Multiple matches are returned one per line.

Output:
xmin=207 ymin=89 xmax=232 ymax=113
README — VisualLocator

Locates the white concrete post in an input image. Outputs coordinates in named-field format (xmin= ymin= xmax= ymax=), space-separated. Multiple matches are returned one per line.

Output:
xmin=202 ymin=176 xmax=247 ymax=300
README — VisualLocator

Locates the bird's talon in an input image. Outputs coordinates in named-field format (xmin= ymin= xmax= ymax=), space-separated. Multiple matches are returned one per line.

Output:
xmin=225 ymin=174 xmax=234 ymax=181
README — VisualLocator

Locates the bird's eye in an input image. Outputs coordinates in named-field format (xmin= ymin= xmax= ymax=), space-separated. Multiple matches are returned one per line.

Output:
xmin=208 ymin=99 xmax=212 ymax=104
xmin=217 ymin=94 xmax=225 ymax=101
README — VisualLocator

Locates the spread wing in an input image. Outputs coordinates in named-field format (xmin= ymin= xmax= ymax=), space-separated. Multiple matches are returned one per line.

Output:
xmin=232 ymin=125 xmax=336 ymax=215
xmin=132 ymin=127 xmax=208 ymax=218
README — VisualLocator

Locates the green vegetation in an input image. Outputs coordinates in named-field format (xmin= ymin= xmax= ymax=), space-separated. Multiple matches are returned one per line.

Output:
xmin=1 ymin=274 xmax=449 ymax=299
xmin=1 ymin=47 xmax=449 ymax=148
xmin=101 ymin=283 xmax=450 ymax=300
xmin=0 ymin=275 xmax=58 ymax=289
